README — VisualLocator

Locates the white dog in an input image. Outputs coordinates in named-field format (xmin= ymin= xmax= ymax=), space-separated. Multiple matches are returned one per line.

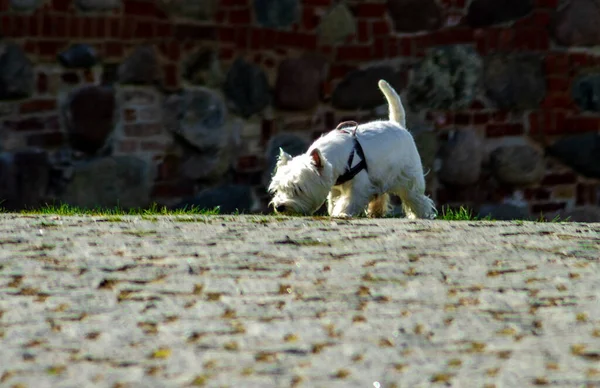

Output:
xmin=268 ymin=79 xmax=436 ymax=219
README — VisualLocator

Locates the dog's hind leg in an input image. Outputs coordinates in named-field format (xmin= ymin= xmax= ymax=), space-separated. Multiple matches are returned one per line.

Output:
xmin=396 ymin=187 xmax=436 ymax=219
xmin=367 ymin=193 xmax=390 ymax=218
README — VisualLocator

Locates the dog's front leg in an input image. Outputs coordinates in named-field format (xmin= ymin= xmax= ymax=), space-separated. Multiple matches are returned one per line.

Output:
xmin=327 ymin=187 xmax=342 ymax=215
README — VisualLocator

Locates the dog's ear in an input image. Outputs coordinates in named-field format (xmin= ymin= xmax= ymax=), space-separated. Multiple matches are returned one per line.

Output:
xmin=309 ymin=148 xmax=324 ymax=172
xmin=277 ymin=148 xmax=292 ymax=167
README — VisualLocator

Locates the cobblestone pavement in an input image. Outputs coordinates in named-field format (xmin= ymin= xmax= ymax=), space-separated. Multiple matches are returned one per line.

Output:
xmin=0 ymin=215 xmax=599 ymax=388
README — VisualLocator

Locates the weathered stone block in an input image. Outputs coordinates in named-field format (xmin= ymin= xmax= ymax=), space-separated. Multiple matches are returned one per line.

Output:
xmin=387 ymin=0 xmax=443 ymax=33
xmin=466 ymin=0 xmax=533 ymax=27
xmin=490 ymin=145 xmax=545 ymax=186
xmin=0 ymin=43 xmax=34 ymax=100
xmin=332 ymin=66 xmax=405 ymax=110
xmin=223 ymin=58 xmax=270 ymax=118
xmin=274 ymin=55 xmax=327 ymax=111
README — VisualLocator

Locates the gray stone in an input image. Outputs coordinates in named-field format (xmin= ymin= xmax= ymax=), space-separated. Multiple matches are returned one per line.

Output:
xmin=572 ymin=73 xmax=600 ymax=112
xmin=164 ymin=88 xmax=226 ymax=151
xmin=388 ymin=0 xmax=443 ymax=33
xmin=223 ymin=58 xmax=270 ymax=118
xmin=317 ymin=3 xmax=356 ymax=45
xmin=59 ymin=156 xmax=153 ymax=209
xmin=0 ymin=150 xmax=50 ymax=210
xmin=490 ymin=145 xmax=545 ymax=186
xmin=546 ymin=132 xmax=600 ymax=179
xmin=438 ymin=129 xmax=483 ymax=186
xmin=0 ymin=42 xmax=34 ymax=100
xmin=64 ymin=85 xmax=116 ymax=154
xmin=165 ymin=88 xmax=241 ymax=182
xmin=478 ymin=203 xmax=530 ymax=220
xmin=466 ymin=0 xmax=533 ymax=28
xmin=275 ymin=55 xmax=327 ymax=111
xmin=407 ymin=45 xmax=482 ymax=111
xmin=183 ymin=48 xmax=223 ymax=87
xmin=262 ymin=133 xmax=309 ymax=186
xmin=254 ymin=0 xmax=299 ymax=28
xmin=75 ymin=0 xmax=120 ymax=11
xmin=551 ymin=0 xmax=600 ymax=46
xmin=9 ymin=0 xmax=41 ymax=11
xmin=484 ymin=54 xmax=546 ymax=110
xmin=174 ymin=184 xmax=259 ymax=214
xmin=58 ymin=44 xmax=99 ymax=69
xmin=554 ymin=206 xmax=600 ymax=223
xmin=118 ymin=46 xmax=161 ymax=85
xmin=332 ymin=66 xmax=406 ymax=110
xmin=158 ymin=0 xmax=217 ymax=20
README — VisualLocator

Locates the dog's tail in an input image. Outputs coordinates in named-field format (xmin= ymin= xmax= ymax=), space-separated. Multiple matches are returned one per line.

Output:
xmin=378 ymin=79 xmax=406 ymax=128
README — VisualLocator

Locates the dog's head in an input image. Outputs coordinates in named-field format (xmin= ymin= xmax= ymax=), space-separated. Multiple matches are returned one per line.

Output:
xmin=268 ymin=147 xmax=333 ymax=215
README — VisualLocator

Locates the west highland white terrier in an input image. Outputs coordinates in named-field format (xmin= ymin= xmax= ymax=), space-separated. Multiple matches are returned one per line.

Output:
xmin=268 ymin=79 xmax=436 ymax=219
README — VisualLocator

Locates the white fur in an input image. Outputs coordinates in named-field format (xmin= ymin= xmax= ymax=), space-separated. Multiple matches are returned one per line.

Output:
xmin=268 ymin=79 xmax=436 ymax=219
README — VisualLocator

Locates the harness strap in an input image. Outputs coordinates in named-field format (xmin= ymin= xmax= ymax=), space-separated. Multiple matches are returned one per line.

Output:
xmin=334 ymin=121 xmax=368 ymax=186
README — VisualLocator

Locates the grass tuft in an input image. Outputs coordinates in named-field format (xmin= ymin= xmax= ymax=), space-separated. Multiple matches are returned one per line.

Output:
xmin=10 ymin=202 xmax=222 ymax=216
xmin=437 ymin=206 xmax=492 ymax=221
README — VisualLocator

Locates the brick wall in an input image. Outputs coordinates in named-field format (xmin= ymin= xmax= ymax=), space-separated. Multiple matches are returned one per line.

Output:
xmin=0 ymin=0 xmax=599 ymax=218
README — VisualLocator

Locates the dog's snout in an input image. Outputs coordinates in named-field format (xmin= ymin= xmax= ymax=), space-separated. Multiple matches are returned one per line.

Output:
xmin=275 ymin=204 xmax=286 ymax=213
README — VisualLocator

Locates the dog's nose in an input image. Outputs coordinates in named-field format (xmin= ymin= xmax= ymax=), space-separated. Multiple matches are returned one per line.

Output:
xmin=275 ymin=204 xmax=286 ymax=213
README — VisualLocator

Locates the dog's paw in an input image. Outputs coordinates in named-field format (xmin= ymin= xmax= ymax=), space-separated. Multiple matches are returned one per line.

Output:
xmin=331 ymin=212 xmax=352 ymax=219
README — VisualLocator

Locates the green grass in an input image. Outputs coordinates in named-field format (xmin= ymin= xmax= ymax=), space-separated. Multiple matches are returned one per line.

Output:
xmin=10 ymin=202 xmax=222 ymax=216
xmin=437 ymin=206 xmax=492 ymax=221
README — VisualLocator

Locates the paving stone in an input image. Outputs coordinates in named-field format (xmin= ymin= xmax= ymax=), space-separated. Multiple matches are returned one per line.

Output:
xmin=0 ymin=215 xmax=598 ymax=387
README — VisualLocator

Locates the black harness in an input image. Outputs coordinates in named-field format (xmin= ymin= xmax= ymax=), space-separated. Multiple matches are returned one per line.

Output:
xmin=334 ymin=121 xmax=368 ymax=185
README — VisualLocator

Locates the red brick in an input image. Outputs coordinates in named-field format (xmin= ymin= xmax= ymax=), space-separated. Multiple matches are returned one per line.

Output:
xmin=163 ymin=64 xmax=179 ymax=89
xmin=531 ymin=202 xmax=566 ymax=215
xmin=544 ymin=53 xmax=569 ymax=75
xmin=541 ymin=173 xmax=577 ymax=186
xmin=329 ymin=64 xmax=355 ymax=79
xmin=546 ymin=77 xmax=569 ymax=93
xmin=302 ymin=0 xmax=331 ymax=6
xmin=454 ymin=112 xmax=471 ymax=125
xmin=373 ymin=37 xmax=387 ymax=58
xmin=23 ymin=40 xmax=37 ymax=55
xmin=433 ymin=28 xmax=473 ymax=45
xmin=528 ymin=111 xmax=542 ymax=134
xmin=174 ymin=24 xmax=216 ymax=40
xmin=13 ymin=15 xmax=28 ymax=36
xmin=51 ymin=0 xmax=71 ymax=11
xmin=535 ymin=0 xmax=558 ymax=8
xmin=302 ymin=7 xmax=319 ymax=31
xmin=398 ymin=38 xmax=412 ymax=56
xmin=121 ymin=19 xmax=135 ymax=39
xmin=38 ymin=41 xmax=66 ymax=57
xmin=356 ymin=3 xmax=388 ymax=18
xmin=108 ymin=18 xmax=121 ymax=38
xmin=117 ymin=139 xmax=138 ymax=153
xmin=82 ymin=17 xmax=96 ymax=38
xmin=218 ymin=27 xmax=235 ymax=43
xmin=497 ymin=29 xmax=514 ymax=50
xmin=570 ymin=53 xmax=590 ymax=67
xmin=229 ymin=8 xmax=251 ymax=24
xmin=124 ymin=0 xmax=157 ymax=17
xmin=151 ymin=182 xmax=194 ymax=198
xmin=524 ymin=188 xmax=551 ymax=201
xmin=250 ymin=28 xmax=264 ymax=50
xmin=156 ymin=22 xmax=172 ymax=37
xmin=541 ymin=95 xmax=574 ymax=110
xmin=234 ymin=27 xmax=249 ymax=49
xmin=28 ymin=14 xmax=40 ymax=36
xmin=486 ymin=123 xmax=524 ymax=137
xmin=104 ymin=41 xmax=123 ymax=57
xmin=19 ymin=99 xmax=57 ymax=114
xmin=514 ymin=28 xmax=549 ymax=51
xmin=37 ymin=73 xmax=48 ymax=94
xmin=5 ymin=117 xmax=46 ymax=131
xmin=337 ymin=45 xmax=372 ymax=61
xmin=27 ymin=132 xmax=65 ymax=148
xmin=134 ymin=21 xmax=155 ymax=38
xmin=221 ymin=0 xmax=248 ymax=5
xmin=372 ymin=20 xmax=390 ymax=36
xmin=532 ymin=10 xmax=551 ymax=27
xmin=472 ymin=112 xmax=490 ymax=125
xmin=237 ymin=155 xmax=259 ymax=171
xmin=158 ymin=41 xmax=180 ymax=61
xmin=564 ymin=116 xmax=600 ymax=133
xmin=276 ymin=31 xmax=317 ymax=50
xmin=220 ymin=46 xmax=234 ymax=60
xmin=357 ymin=20 xmax=369 ymax=42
